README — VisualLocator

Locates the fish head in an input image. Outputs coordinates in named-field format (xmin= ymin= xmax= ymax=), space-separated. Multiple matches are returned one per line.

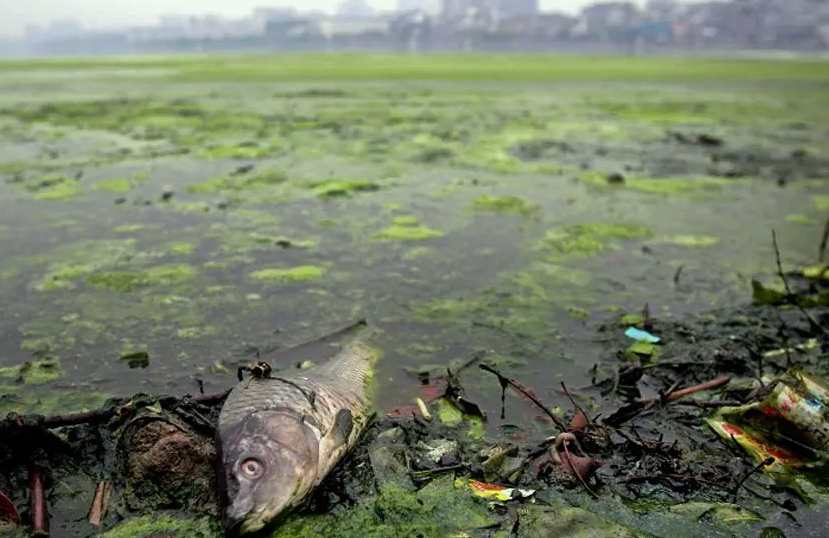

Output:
xmin=220 ymin=410 xmax=319 ymax=535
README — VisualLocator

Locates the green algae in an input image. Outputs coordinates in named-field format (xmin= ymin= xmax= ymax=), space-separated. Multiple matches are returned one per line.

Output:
xmin=516 ymin=505 xmax=640 ymax=538
xmin=785 ymin=214 xmax=814 ymax=225
xmin=250 ymin=265 xmax=325 ymax=283
xmin=668 ymin=502 xmax=763 ymax=526
xmin=177 ymin=326 xmax=218 ymax=339
xmin=434 ymin=397 xmax=485 ymax=439
xmin=167 ymin=241 xmax=195 ymax=255
xmin=620 ymin=313 xmax=646 ymax=327
xmin=813 ymin=195 xmax=829 ymax=211
xmin=0 ymin=358 xmax=62 ymax=385
xmin=87 ymin=264 xmax=197 ymax=292
xmin=625 ymin=341 xmax=661 ymax=361
xmin=392 ymin=215 xmax=420 ymax=226
xmin=102 ymin=515 xmax=219 ymax=538
xmin=33 ymin=239 xmax=138 ymax=291
xmin=113 ymin=224 xmax=146 ymax=233
xmin=36 ymin=263 xmax=96 ymax=291
xmin=312 ymin=179 xmax=380 ymax=198
xmin=0 ymin=386 xmax=108 ymax=416
xmin=187 ymin=168 xmax=287 ymax=194
xmin=94 ymin=177 xmax=133 ymax=193
xmin=376 ymin=224 xmax=444 ymax=241
xmin=567 ymin=306 xmax=590 ymax=320
xmin=661 ymin=235 xmax=720 ymax=247
xmin=272 ymin=475 xmax=495 ymax=538
xmin=580 ymin=171 xmax=733 ymax=195
xmin=87 ymin=271 xmax=146 ymax=292
xmin=472 ymin=194 xmax=538 ymax=215
xmin=20 ymin=174 xmax=83 ymax=200
xmin=539 ymin=223 xmax=653 ymax=259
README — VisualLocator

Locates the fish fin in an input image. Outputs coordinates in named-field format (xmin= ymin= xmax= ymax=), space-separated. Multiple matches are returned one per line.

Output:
xmin=331 ymin=408 xmax=353 ymax=448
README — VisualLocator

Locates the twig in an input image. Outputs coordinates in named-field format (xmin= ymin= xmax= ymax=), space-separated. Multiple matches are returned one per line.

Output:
xmin=4 ymin=389 xmax=230 ymax=431
xmin=29 ymin=466 xmax=48 ymax=537
xmin=732 ymin=457 xmax=775 ymax=501
xmin=673 ymin=265 xmax=684 ymax=287
xmin=672 ymin=399 xmax=742 ymax=408
xmin=560 ymin=382 xmax=592 ymax=429
xmin=664 ymin=375 xmax=730 ymax=402
xmin=87 ymin=481 xmax=111 ymax=527
xmin=479 ymin=364 xmax=567 ymax=432
xmin=561 ymin=441 xmax=598 ymax=498
xmin=772 ymin=230 xmax=827 ymax=337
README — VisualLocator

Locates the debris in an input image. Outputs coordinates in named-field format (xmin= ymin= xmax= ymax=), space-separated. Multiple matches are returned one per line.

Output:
xmin=606 ymin=172 xmax=625 ymax=184
xmin=669 ymin=131 xmax=723 ymax=147
xmin=0 ymin=490 xmax=20 ymax=528
xmin=119 ymin=350 xmax=150 ymax=369
xmin=459 ymin=478 xmax=535 ymax=502
xmin=624 ymin=327 xmax=661 ymax=344
xmin=88 ymin=481 xmax=112 ymax=527
xmin=752 ymin=279 xmax=786 ymax=306
xmin=416 ymin=439 xmax=458 ymax=466
xmin=415 ymin=397 xmax=432 ymax=422
xmin=29 ymin=465 xmax=48 ymax=537
xmin=480 ymin=364 xmax=567 ymax=431
xmin=763 ymin=338 xmax=818 ymax=358
xmin=444 ymin=369 xmax=485 ymax=419
xmin=707 ymin=370 xmax=829 ymax=476
xmin=625 ymin=341 xmax=660 ymax=360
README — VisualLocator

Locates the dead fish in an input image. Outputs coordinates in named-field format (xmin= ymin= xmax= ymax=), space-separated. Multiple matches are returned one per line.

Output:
xmin=217 ymin=327 xmax=379 ymax=535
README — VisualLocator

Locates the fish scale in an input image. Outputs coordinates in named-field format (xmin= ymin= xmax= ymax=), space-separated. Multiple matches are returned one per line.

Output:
xmin=219 ymin=338 xmax=377 ymax=441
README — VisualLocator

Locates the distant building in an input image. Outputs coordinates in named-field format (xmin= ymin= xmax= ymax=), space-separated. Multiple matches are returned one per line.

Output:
xmin=441 ymin=0 xmax=489 ymax=21
xmin=493 ymin=0 xmax=539 ymax=20
xmin=337 ymin=0 xmax=375 ymax=18
xmin=398 ymin=0 xmax=439 ymax=14
xmin=579 ymin=2 xmax=640 ymax=41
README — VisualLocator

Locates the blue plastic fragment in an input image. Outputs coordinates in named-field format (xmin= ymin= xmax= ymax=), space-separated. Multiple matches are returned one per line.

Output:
xmin=625 ymin=327 xmax=661 ymax=344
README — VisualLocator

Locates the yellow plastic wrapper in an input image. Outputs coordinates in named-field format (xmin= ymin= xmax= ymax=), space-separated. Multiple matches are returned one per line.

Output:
xmin=707 ymin=370 xmax=829 ymax=476
xmin=455 ymin=478 xmax=534 ymax=502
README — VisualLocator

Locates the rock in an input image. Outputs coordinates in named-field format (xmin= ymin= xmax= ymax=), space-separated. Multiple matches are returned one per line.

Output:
xmin=416 ymin=439 xmax=458 ymax=465
xmin=481 ymin=444 xmax=518 ymax=482
xmin=122 ymin=411 xmax=218 ymax=514
xmin=368 ymin=446 xmax=413 ymax=490
xmin=516 ymin=505 xmax=639 ymax=538
xmin=606 ymin=172 xmax=625 ymax=184
xmin=368 ymin=427 xmax=414 ymax=490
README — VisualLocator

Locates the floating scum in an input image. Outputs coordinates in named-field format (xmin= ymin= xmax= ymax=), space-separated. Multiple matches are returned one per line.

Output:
xmin=2 ymin=53 xmax=829 ymax=537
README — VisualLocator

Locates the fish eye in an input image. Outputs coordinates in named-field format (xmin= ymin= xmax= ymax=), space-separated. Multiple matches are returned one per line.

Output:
xmin=239 ymin=458 xmax=264 ymax=479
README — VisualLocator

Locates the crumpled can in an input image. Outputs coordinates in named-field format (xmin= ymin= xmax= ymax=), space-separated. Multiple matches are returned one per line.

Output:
xmin=707 ymin=370 xmax=828 ymax=476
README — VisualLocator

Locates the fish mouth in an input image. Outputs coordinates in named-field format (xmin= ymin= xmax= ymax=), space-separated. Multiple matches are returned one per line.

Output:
xmin=224 ymin=500 xmax=258 ymax=536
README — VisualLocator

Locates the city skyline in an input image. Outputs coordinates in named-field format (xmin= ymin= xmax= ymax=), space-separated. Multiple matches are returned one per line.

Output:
xmin=0 ymin=0 xmax=687 ymax=39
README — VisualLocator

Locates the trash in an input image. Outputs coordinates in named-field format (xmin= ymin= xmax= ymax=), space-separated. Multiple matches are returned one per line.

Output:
xmin=416 ymin=439 xmax=458 ymax=465
xmin=624 ymin=341 xmax=660 ymax=360
xmin=458 ymin=478 xmax=534 ymax=502
xmin=87 ymin=481 xmax=112 ymax=527
xmin=415 ymin=397 xmax=432 ymax=422
xmin=707 ymin=371 xmax=829 ymax=476
xmin=0 ymin=490 xmax=20 ymax=528
xmin=29 ymin=466 xmax=48 ymax=537
xmin=763 ymin=338 xmax=819 ymax=358
xmin=751 ymin=279 xmax=786 ymax=306
xmin=624 ymin=327 xmax=661 ymax=344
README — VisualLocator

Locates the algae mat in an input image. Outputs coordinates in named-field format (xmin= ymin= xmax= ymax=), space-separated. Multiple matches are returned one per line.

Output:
xmin=0 ymin=54 xmax=828 ymax=453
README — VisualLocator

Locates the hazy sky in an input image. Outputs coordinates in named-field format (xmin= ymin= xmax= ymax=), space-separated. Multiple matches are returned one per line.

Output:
xmin=0 ymin=0 xmax=669 ymax=39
